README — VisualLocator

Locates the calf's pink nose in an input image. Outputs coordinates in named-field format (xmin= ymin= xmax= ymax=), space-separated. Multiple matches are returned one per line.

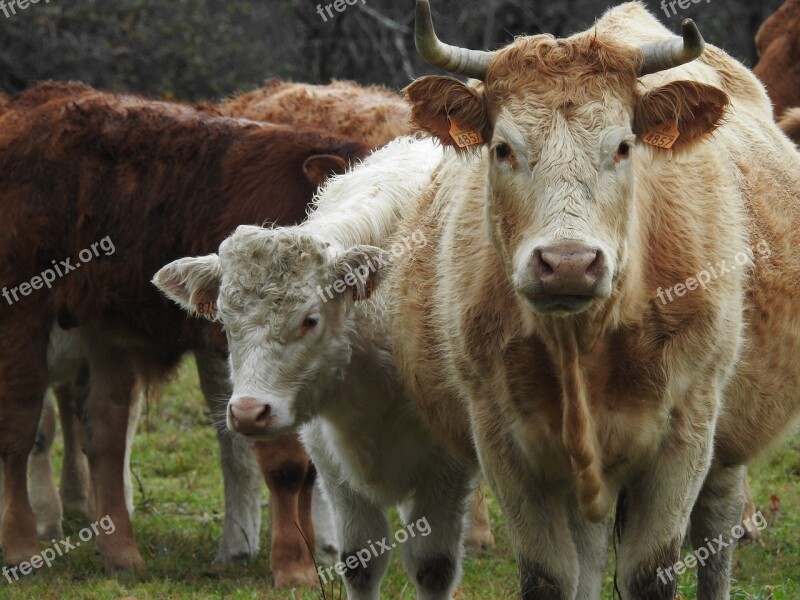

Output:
xmin=229 ymin=397 xmax=272 ymax=435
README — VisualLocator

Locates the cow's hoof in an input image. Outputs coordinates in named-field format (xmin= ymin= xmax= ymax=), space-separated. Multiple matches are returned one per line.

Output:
xmin=37 ymin=523 xmax=64 ymax=541
xmin=3 ymin=543 xmax=42 ymax=571
xmin=102 ymin=548 xmax=145 ymax=573
xmin=273 ymin=564 xmax=320 ymax=589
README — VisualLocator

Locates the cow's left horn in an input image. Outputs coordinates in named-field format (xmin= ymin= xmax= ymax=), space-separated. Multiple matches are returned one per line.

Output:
xmin=415 ymin=0 xmax=494 ymax=80
xmin=637 ymin=19 xmax=705 ymax=76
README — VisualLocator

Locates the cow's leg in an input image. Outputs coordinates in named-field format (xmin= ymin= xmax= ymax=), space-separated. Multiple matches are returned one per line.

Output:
xmin=82 ymin=332 xmax=143 ymax=572
xmin=464 ymin=480 xmax=495 ymax=551
xmin=616 ymin=397 xmax=717 ymax=600
xmin=739 ymin=470 xmax=760 ymax=542
xmin=329 ymin=484 xmax=391 ymax=600
xmin=471 ymin=427 xmax=577 ymax=599
xmin=0 ymin=319 xmax=49 ymax=567
xmin=690 ymin=463 xmax=747 ymax=600
xmin=29 ymin=392 xmax=63 ymax=540
xmin=311 ymin=477 xmax=338 ymax=565
xmin=302 ymin=427 xmax=389 ymax=600
xmin=54 ymin=380 xmax=90 ymax=517
xmin=194 ymin=348 xmax=263 ymax=563
xmin=253 ymin=436 xmax=318 ymax=588
xmin=122 ymin=386 xmax=143 ymax=517
xmin=398 ymin=462 xmax=473 ymax=600
xmin=567 ymin=497 xmax=607 ymax=599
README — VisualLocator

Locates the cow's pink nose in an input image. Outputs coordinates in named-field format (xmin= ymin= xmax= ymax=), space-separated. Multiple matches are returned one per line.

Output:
xmin=229 ymin=397 xmax=272 ymax=435
xmin=532 ymin=242 xmax=605 ymax=296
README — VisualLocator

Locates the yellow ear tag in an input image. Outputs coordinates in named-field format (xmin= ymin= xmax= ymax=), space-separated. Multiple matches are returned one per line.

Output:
xmin=449 ymin=118 xmax=484 ymax=148
xmin=642 ymin=120 xmax=680 ymax=149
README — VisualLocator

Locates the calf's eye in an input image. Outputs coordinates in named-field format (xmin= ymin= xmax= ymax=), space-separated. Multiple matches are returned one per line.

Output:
xmin=301 ymin=315 xmax=319 ymax=335
xmin=616 ymin=141 xmax=631 ymax=160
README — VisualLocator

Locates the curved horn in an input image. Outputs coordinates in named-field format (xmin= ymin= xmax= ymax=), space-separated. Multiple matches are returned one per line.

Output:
xmin=415 ymin=0 xmax=494 ymax=80
xmin=638 ymin=19 xmax=705 ymax=76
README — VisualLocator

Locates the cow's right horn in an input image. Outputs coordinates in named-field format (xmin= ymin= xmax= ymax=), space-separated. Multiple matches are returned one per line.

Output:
xmin=415 ymin=0 xmax=494 ymax=80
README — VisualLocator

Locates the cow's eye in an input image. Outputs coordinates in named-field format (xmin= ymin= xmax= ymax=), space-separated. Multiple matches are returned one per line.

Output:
xmin=301 ymin=315 xmax=319 ymax=335
xmin=495 ymin=143 xmax=512 ymax=160
xmin=616 ymin=141 xmax=631 ymax=160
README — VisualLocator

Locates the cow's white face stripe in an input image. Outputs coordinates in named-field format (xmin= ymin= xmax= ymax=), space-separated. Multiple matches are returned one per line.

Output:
xmin=486 ymin=102 xmax=634 ymax=312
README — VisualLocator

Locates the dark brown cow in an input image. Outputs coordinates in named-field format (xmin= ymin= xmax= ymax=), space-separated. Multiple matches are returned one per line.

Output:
xmin=0 ymin=81 xmax=369 ymax=577
xmin=220 ymin=80 xmax=410 ymax=149
xmin=754 ymin=0 xmax=800 ymax=119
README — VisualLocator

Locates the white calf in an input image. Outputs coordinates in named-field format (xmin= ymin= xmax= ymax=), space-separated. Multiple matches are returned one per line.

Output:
xmin=155 ymin=137 xmax=479 ymax=600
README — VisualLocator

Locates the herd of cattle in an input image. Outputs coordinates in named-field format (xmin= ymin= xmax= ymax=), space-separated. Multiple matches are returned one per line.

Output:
xmin=1 ymin=0 xmax=800 ymax=598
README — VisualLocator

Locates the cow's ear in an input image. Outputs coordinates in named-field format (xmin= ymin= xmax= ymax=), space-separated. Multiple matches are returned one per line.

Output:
xmin=303 ymin=154 xmax=349 ymax=187
xmin=404 ymin=76 xmax=490 ymax=152
xmin=333 ymin=245 xmax=390 ymax=303
xmin=634 ymin=81 xmax=729 ymax=151
xmin=152 ymin=255 xmax=222 ymax=319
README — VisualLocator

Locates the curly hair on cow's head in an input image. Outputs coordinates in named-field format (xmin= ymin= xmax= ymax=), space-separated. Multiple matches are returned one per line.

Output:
xmin=485 ymin=33 xmax=642 ymax=101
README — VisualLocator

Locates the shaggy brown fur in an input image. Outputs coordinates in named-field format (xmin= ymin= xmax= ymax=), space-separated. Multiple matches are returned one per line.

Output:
xmin=778 ymin=106 xmax=800 ymax=143
xmin=754 ymin=0 xmax=800 ymax=118
xmin=220 ymin=79 xmax=411 ymax=148
xmin=0 ymin=81 xmax=370 ymax=574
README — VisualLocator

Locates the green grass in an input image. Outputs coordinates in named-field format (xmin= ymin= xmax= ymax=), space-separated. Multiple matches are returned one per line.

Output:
xmin=3 ymin=356 xmax=798 ymax=599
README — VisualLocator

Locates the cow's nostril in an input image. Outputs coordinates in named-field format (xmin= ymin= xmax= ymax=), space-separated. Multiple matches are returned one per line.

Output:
xmin=586 ymin=250 xmax=605 ymax=282
xmin=253 ymin=404 xmax=271 ymax=428
xmin=533 ymin=248 xmax=555 ymax=277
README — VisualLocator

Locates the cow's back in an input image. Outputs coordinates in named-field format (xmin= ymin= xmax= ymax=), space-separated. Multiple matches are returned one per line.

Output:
xmin=753 ymin=0 xmax=800 ymax=117
xmin=221 ymin=80 xmax=411 ymax=148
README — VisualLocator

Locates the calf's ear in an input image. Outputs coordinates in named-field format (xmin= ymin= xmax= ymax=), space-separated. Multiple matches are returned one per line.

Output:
xmin=333 ymin=245 xmax=391 ymax=303
xmin=404 ymin=76 xmax=490 ymax=152
xmin=303 ymin=154 xmax=349 ymax=187
xmin=634 ymin=81 xmax=729 ymax=151
xmin=152 ymin=255 xmax=222 ymax=319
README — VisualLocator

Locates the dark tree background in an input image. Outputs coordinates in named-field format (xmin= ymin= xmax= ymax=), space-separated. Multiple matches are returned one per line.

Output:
xmin=0 ymin=0 xmax=784 ymax=101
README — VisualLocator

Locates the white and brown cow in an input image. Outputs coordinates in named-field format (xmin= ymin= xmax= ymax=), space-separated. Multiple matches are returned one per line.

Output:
xmin=383 ymin=2 xmax=800 ymax=599
xmin=154 ymin=137 xmax=484 ymax=600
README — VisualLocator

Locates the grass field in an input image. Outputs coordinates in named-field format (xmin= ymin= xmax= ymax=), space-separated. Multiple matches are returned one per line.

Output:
xmin=3 ymin=356 xmax=798 ymax=599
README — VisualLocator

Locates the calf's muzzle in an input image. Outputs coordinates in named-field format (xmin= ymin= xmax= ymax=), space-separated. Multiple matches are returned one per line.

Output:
xmin=228 ymin=396 xmax=272 ymax=436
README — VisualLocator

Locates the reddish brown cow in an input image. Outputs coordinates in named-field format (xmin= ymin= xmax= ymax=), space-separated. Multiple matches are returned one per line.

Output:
xmin=220 ymin=79 xmax=410 ymax=149
xmin=0 ymin=81 xmax=369 ymax=578
xmin=754 ymin=0 xmax=800 ymax=119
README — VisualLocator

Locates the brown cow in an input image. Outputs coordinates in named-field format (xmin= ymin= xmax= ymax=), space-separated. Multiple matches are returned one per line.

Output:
xmin=754 ymin=0 xmax=800 ymax=120
xmin=386 ymin=2 xmax=800 ymax=599
xmin=220 ymin=79 xmax=410 ymax=149
xmin=0 ymin=81 xmax=369 ymax=577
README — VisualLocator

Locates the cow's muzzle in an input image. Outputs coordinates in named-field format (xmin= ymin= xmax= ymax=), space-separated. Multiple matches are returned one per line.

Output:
xmin=524 ymin=241 xmax=610 ymax=313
